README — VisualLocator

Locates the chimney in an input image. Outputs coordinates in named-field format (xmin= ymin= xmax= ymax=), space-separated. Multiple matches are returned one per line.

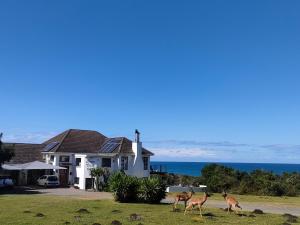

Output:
xmin=135 ymin=129 xmax=140 ymax=143
xmin=132 ymin=129 xmax=143 ymax=177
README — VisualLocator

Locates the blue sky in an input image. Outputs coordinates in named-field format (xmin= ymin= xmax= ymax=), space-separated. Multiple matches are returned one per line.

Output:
xmin=1 ymin=1 xmax=300 ymax=163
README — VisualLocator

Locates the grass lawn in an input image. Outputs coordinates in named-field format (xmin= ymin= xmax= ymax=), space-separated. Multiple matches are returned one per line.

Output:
xmin=0 ymin=195 xmax=299 ymax=225
xmin=168 ymin=192 xmax=300 ymax=206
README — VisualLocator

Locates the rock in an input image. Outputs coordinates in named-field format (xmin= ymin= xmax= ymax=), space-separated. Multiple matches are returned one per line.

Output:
xmin=35 ymin=213 xmax=45 ymax=217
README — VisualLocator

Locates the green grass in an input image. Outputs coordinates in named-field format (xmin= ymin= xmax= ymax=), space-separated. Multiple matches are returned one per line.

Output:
xmin=168 ymin=192 xmax=300 ymax=206
xmin=0 ymin=195 xmax=299 ymax=225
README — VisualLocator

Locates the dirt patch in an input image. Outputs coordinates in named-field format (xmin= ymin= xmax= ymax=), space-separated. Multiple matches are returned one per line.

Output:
xmin=203 ymin=212 xmax=216 ymax=217
xmin=252 ymin=209 xmax=264 ymax=214
xmin=129 ymin=213 xmax=142 ymax=221
xmin=35 ymin=213 xmax=45 ymax=217
xmin=283 ymin=214 xmax=298 ymax=223
xmin=74 ymin=215 xmax=81 ymax=221
xmin=111 ymin=209 xmax=122 ymax=213
xmin=23 ymin=210 xmax=31 ymax=213
xmin=172 ymin=208 xmax=181 ymax=212
xmin=76 ymin=208 xmax=90 ymax=214
xmin=111 ymin=220 xmax=122 ymax=225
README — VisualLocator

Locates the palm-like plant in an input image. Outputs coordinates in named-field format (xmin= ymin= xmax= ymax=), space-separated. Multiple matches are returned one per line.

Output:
xmin=139 ymin=176 xmax=166 ymax=203
xmin=90 ymin=167 xmax=110 ymax=191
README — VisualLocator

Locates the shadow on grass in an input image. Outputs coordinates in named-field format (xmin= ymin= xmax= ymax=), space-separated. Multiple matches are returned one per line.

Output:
xmin=0 ymin=186 xmax=43 ymax=195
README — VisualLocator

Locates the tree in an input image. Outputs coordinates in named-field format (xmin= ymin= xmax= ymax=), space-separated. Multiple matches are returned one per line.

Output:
xmin=0 ymin=133 xmax=15 ymax=168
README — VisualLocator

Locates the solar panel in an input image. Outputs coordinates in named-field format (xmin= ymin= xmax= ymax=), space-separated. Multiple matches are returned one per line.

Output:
xmin=100 ymin=138 xmax=122 ymax=153
xmin=43 ymin=142 xmax=59 ymax=152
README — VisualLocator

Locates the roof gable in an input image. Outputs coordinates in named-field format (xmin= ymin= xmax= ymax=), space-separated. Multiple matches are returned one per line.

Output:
xmin=42 ymin=129 xmax=107 ymax=153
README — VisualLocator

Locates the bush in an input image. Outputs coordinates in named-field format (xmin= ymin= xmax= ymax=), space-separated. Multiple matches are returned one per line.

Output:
xmin=108 ymin=172 xmax=139 ymax=202
xmin=201 ymin=164 xmax=238 ymax=192
xmin=139 ymin=176 xmax=166 ymax=203
xmin=200 ymin=164 xmax=300 ymax=197
xmin=108 ymin=173 xmax=167 ymax=203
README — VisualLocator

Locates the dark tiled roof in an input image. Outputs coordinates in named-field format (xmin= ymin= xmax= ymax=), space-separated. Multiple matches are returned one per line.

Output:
xmin=6 ymin=143 xmax=45 ymax=164
xmin=42 ymin=129 xmax=107 ymax=153
xmin=6 ymin=129 xmax=153 ymax=161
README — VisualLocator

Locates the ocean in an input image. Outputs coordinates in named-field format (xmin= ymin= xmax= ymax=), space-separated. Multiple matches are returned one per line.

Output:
xmin=150 ymin=161 xmax=300 ymax=176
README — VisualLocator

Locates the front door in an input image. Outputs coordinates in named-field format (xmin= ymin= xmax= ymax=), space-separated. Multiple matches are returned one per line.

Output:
xmin=59 ymin=169 xmax=68 ymax=187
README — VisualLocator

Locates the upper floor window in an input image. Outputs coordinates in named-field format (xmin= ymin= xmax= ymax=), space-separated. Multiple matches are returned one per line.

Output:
xmin=59 ymin=156 xmax=70 ymax=163
xmin=75 ymin=158 xmax=81 ymax=167
xmin=50 ymin=155 xmax=54 ymax=162
xmin=102 ymin=158 xmax=111 ymax=168
xmin=143 ymin=157 xmax=148 ymax=170
xmin=121 ymin=156 xmax=128 ymax=171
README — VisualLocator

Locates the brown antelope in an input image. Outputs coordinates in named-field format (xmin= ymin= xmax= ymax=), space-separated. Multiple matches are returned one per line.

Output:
xmin=222 ymin=191 xmax=242 ymax=214
xmin=173 ymin=188 xmax=195 ymax=210
xmin=184 ymin=192 xmax=211 ymax=217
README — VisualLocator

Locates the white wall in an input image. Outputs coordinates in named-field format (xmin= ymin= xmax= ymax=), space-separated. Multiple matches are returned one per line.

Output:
xmin=44 ymin=149 xmax=151 ymax=190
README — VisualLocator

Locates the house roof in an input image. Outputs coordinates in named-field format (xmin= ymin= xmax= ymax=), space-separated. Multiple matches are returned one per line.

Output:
xmin=6 ymin=143 xmax=45 ymax=164
xmin=42 ymin=129 xmax=153 ymax=155
xmin=98 ymin=137 xmax=153 ymax=155
xmin=42 ymin=129 xmax=107 ymax=153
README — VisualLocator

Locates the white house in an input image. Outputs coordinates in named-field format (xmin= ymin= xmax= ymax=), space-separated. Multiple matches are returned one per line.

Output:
xmin=41 ymin=129 xmax=153 ymax=190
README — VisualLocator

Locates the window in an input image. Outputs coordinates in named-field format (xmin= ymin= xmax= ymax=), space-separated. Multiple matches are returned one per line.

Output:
xmin=75 ymin=158 xmax=81 ymax=167
xmin=102 ymin=158 xmax=111 ymax=168
xmin=143 ymin=157 xmax=149 ymax=170
xmin=74 ymin=177 xmax=79 ymax=184
xmin=121 ymin=156 xmax=128 ymax=170
xmin=59 ymin=156 xmax=70 ymax=162
xmin=50 ymin=155 xmax=54 ymax=161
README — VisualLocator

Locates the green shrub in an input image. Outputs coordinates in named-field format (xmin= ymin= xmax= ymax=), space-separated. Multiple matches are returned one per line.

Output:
xmin=139 ymin=176 xmax=166 ymax=203
xmin=108 ymin=172 xmax=139 ymax=202
xmin=200 ymin=164 xmax=300 ymax=197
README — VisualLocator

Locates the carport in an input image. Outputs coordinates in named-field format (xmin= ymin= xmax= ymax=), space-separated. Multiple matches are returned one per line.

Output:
xmin=2 ymin=161 xmax=66 ymax=185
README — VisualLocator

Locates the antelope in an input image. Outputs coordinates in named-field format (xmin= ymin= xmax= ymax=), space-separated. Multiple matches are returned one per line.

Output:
xmin=173 ymin=188 xmax=195 ymax=210
xmin=222 ymin=191 xmax=242 ymax=214
xmin=184 ymin=192 xmax=211 ymax=217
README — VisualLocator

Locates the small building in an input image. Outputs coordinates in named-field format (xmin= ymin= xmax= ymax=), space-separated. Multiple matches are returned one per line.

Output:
xmin=3 ymin=129 xmax=154 ymax=190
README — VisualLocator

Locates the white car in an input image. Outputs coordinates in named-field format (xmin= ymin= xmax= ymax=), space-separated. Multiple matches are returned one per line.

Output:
xmin=0 ymin=176 xmax=14 ymax=189
xmin=37 ymin=175 xmax=60 ymax=187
